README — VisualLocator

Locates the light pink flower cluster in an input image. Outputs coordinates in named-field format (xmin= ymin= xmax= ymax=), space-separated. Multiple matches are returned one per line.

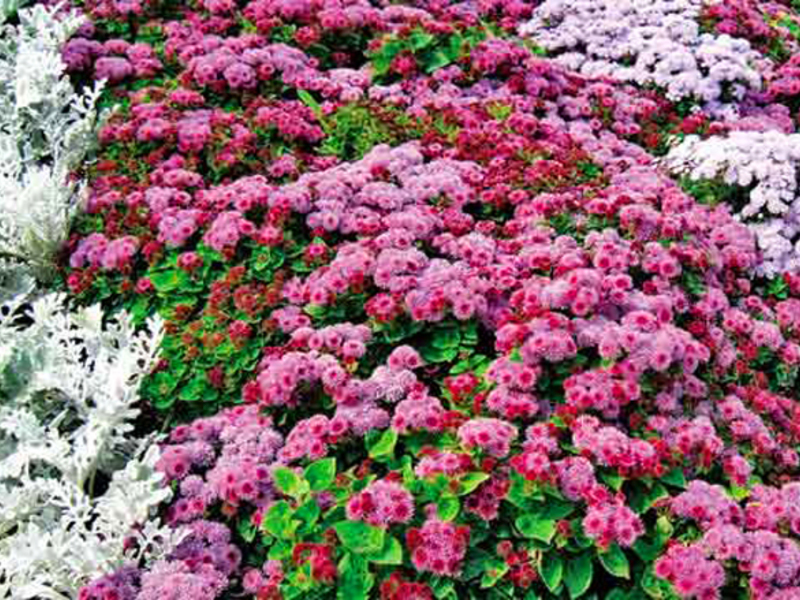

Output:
xmin=414 ymin=451 xmax=474 ymax=479
xmin=654 ymin=544 xmax=727 ymax=599
xmin=457 ymin=418 xmax=518 ymax=458
xmin=69 ymin=233 xmax=140 ymax=271
xmin=671 ymin=481 xmax=744 ymax=530
xmin=582 ymin=502 xmax=645 ymax=548
xmin=156 ymin=406 xmax=283 ymax=522
xmin=346 ymin=479 xmax=415 ymax=527
xmin=406 ymin=518 xmax=471 ymax=576
xmin=572 ymin=416 xmax=659 ymax=476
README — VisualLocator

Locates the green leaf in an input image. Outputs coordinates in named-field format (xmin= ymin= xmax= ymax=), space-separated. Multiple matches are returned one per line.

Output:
xmin=437 ymin=496 xmax=460 ymax=521
xmin=730 ymin=482 xmax=750 ymax=501
xmin=423 ymin=48 xmax=453 ymax=73
xmin=481 ymin=558 xmax=510 ymax=589
xmin=598 ymin=544 xmax=630 ymax=579
xmin=179 ymin=374 xmax=209 ymax=403
xmin=430 ymin=577 xmax=456 ymax=599
xmin=237 ymin=518 xmax=258 ymax=543
xmin=367 ymin=535 xmax=403 ymax=565
xmin=295 ymin=498 xmax=321 ymax=528
xmin=640 ymin=565 xmax=673 ymax=599
xmin=540 ymin=499 xmax=576 ymax=520
xmin=632 ymin=538 xmax=662 ymax=563
xmin=661 ymin=468 xmax=687 ymax=489
xmin=304 ymin=458 xmax=336 ymax=492
xmin=432 ymin=325 xmax=461 ymax=349
xmin=367 ymin=429 xmax=398 ymax=460
xmin=150 ymin=269 xmax=185 ymax=293
xmin=338 ymin=554 xmax=373 ymax=600
xmin=507 ymin=472 xmax=534 ymax=509
xmin=334 ymin=520 xmax=385 ymax=554
xmin=409 ymin=30 xmax=435 ymax=51
xmin=273 ymin=467 xmax=308 ymax=499
xmin=421 ymin=345 xmax=458 ymax=363
xmin=297 ymin=89 xmax=323 ymax=120
xmin=565 ymin=552 xmax=593 ymax=599
xmin=516 ymin=516 xmax=556 ymax=543
xmin=263 ymin=501 xmax=298 ymax=539
xmin=458 ymin=472 xmax=490 ymax=495
xmin=600 ymin=471 xmax=625 ymax=492
xmin=539 ymin=554 xmax=563 ymax=594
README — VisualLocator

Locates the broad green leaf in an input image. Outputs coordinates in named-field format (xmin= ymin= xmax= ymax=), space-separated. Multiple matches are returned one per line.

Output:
xmin=516 ymin=516 xmax=556 ymax=543
xmin=432 ymin=325 xmax=461 ymax=349
xmin=368 ymin=429 xmax=398 ymax=460
xmin=337 ymin=554 xmax=373 ymax=600
xmin=422 ymin=345 xmax=459 ymax=363
xmin=539 ymin=554 xmax=563 ymax=593
xmin=334 ymin=520 xmax=385 ymax=554
xmin=409 ymin=30 xmax=435 ymax=50
xmin=481 ymin=558 xmax=510 ymax=588
xmin=263 ymin=501 xmax=298 ymax=540
xmin=367 ymin=535 xmax=403 ymax=565
xmin=150 ymin=269 xmax=188 ymax=293
xmin=273 ymin=467 xmax=308 ymax=499
xmin=437 ymin=496 xmax=460 ymax=521
xmin=600 ymin=471 xmax=625 ymax=492
xmin=179 ymin=374 xmax=208 ymax=403
xmin=565 ymin=552 xmax=593 ymax=599
xmin=541 ymin=499 xmax=576 ymax=520
xmin=237 ymin=519 xmax=258 ymax=543
xmin=458 ymin=472 xmax=490 ymax=495
xmin=304 ymin=458 xmax=336 ymax=492
xmin=599 ymin=544 xmax=630 ymax=579
xmin=430 ymin=577 xmax=456 ymax=599
xmin=661 ymin=468 xmax=687 ymax=489
xmin=295 ymin=499 xmax=321 ymax=528
xmin=507 ymin=472 xmax=535 ymax=509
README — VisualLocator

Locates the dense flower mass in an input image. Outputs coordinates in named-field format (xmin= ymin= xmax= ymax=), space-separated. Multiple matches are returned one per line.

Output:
xmin=6 ymin=0 xmax=800 ymax=598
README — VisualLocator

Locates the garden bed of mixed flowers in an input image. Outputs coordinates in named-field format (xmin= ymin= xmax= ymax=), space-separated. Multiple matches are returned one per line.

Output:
xmin=5 ymin=0 xmax=800 ymax=598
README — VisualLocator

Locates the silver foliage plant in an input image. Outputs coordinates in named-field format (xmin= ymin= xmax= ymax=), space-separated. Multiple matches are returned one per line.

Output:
xmin=0 ymin=2 xmax=105 ymax=296
xmin=0 ymin=296 xmax=183 ymax=599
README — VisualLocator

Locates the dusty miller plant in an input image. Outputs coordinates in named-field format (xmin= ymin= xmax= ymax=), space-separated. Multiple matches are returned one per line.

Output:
xmin=0 ymin=2 xmax=105 ymax=298
xmin=0 ymin=296 xmax=182 ymax=599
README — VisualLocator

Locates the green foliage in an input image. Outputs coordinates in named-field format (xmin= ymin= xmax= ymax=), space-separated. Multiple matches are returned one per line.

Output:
xmin=598 ymin=544 xmax=631 ymax=579
xmin=311 ymin=102 xmax=411 ymax=161
xmin=369 ymin=26 xmax=487 ymax=80
xmin=516 ymin=516 xmax=557 ymax=543
xmin=539 ymin=553 xmax=564 ymax=593
xmin=565 ymin=552 xmax=594 ymax=599
xmin=305 ymin=458 xmax=337 ymax=492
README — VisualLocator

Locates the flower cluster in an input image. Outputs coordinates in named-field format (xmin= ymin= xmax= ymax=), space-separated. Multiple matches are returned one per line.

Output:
xmin=666 ymin=130 xmax=800 ymax=276
xmin=519 ymin=0 xmax=762 ymax=107
xmin=346 ymin=479 xmax=415 ymax=527
xmin=406 ymin=518 xmax=471 ymax=577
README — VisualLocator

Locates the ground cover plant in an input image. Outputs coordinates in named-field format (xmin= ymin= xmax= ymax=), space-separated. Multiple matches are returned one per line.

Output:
xmin=5 ymin=0 xmax=800 ymax=599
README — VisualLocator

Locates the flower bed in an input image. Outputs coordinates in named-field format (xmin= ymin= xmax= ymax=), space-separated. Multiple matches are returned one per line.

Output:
xmin=4 ymin=0 xmax=800 ymax=599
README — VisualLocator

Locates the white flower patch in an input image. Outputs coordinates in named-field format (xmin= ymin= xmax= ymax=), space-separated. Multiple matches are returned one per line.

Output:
xmin=519 ymin=0 xmax=763 ymax=110
xmin=666 ymin=130 xmax=800 ymax=276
